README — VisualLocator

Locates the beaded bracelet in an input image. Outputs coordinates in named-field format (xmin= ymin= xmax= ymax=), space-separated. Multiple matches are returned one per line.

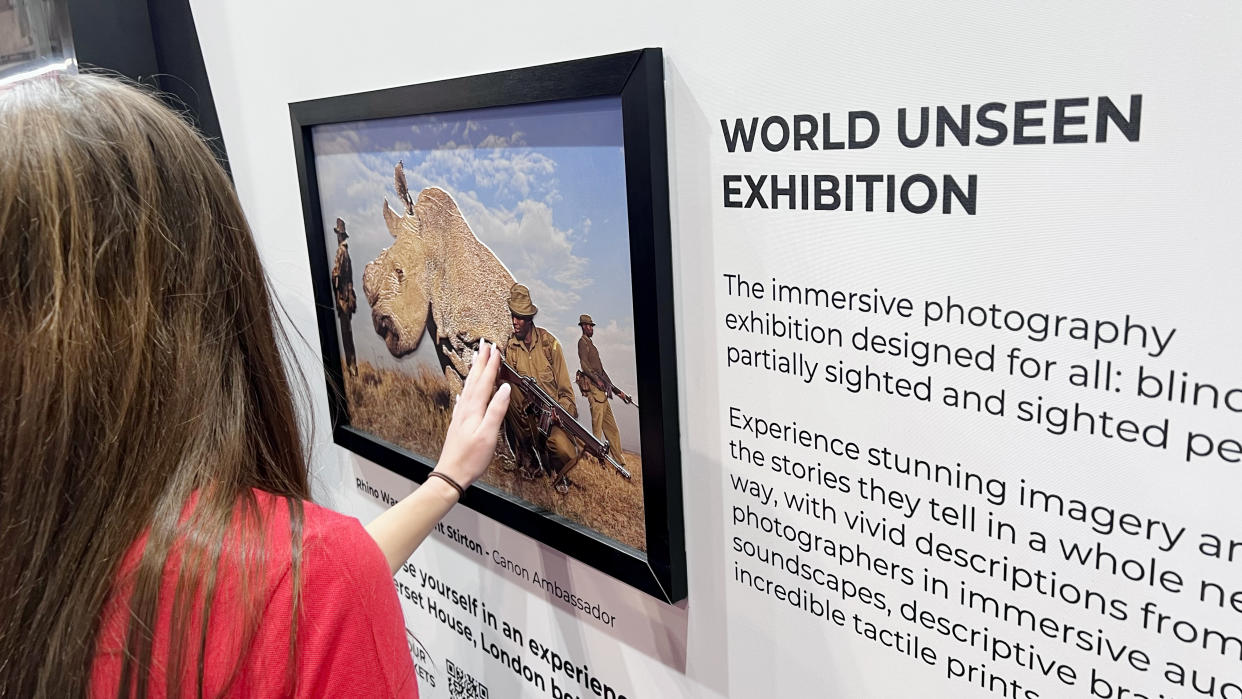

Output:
xmin=426 ymin=471 xmax=466 ymax=498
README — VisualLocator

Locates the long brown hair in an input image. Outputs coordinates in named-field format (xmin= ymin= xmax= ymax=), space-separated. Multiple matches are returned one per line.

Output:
xmin=0 ymin=73 xmax=310 ymax=697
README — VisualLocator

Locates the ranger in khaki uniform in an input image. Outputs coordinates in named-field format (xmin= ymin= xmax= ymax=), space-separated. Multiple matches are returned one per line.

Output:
xmin=503 ymin=284 xmax=578 ymax=480
xmin=576 ymin=314 xmax=627 ymax=467
xmin=331 ymin=218 xmax=358 ymax=376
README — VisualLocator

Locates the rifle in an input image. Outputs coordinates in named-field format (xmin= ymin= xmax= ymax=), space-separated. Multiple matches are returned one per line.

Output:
xmin=498 ymin=359 xmax=631 ymax=491
xmin=610 ymin=382 xmax=638 ymax=408
xmin=575 ymin=370 xmax=639 ymax=409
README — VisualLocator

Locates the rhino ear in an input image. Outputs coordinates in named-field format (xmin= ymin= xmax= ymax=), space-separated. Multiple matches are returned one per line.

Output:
xmin=382 ymin=199 xmax=401 ymax=238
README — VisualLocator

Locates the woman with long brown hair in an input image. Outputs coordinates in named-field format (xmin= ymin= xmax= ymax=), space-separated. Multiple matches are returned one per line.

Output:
xmin=0 ymin=72 xmax=510 ymax=697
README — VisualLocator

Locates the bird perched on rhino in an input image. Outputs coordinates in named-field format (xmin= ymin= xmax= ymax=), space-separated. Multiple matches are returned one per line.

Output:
xmin=362 ymin=162 xmax=515 ymax=394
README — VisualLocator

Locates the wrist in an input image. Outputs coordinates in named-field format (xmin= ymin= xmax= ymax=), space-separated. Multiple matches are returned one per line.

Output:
xmin=425 ymin=471 xmax=465 ymax=502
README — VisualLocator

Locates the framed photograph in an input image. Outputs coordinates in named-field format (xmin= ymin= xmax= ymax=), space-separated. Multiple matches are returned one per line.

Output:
xmin=291 ymin=49 xmax=684 ymax=602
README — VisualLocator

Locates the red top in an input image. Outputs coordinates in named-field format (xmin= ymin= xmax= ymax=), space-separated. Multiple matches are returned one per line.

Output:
xmin=91 ymin=492 xmax=418 ymax=698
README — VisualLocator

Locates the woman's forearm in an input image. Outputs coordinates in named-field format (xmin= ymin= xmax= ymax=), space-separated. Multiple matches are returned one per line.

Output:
xmin=366 ymin=477 xmax=461 ymax=574
xmin=361 ymin=342 xmax=509 ymax=575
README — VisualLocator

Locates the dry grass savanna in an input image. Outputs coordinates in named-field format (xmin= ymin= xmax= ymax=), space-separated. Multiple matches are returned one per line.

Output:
xmin=344 ymin=361 xmax=647 ymax=552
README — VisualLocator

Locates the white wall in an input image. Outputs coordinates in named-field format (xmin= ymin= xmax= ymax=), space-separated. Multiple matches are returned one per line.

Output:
xmin=192 ymin=2 xmax=1242 ymax=697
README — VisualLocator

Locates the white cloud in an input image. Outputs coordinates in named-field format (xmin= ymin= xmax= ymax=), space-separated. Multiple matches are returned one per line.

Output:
xmin=406 ymin=142 xmax=554 ymax=202
xmin=515 ymin=200 xmax=588 ymax=288
xmin=475 ymin=150 xmax=554 ymax=199
xmin=313 ymin=129 xmax=364 ymax=155
xmin=524 ymin=277 xmax=580 ymax=327
xmin=478 ymin=131 xmax=528 ymax=149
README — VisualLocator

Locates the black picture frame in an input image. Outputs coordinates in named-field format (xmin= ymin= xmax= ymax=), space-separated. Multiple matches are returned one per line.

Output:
xmin=290 ymin=49 xmax=685 ymax=602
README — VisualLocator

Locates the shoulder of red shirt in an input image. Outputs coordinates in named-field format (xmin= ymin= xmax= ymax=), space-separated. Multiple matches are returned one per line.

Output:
xmin=91 ymin=490 xmax=418 ymax=698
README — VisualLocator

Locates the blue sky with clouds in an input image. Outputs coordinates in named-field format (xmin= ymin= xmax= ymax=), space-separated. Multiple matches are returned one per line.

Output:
xmin=312 ymin=97 xmax=642 ymax=451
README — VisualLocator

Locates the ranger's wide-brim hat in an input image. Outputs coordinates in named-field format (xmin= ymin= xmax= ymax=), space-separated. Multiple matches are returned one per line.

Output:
xmin=333 ymin=217 xmax=348 ymax=238
xmin=508 ymin=284 xmax=538 ymax=317
xmin=578 ymin=314 xmax=594 ymax=326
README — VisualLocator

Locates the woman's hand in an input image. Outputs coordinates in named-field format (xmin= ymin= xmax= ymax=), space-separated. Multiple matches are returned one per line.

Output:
xmin=433 ymin=340 xmax=511 ymax=489
xmin=365 ymin=341 xmax=510 ymax=573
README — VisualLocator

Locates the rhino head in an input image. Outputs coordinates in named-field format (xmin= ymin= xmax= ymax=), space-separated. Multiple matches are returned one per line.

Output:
xmin=362 ymin=197 xmax=430 ymax=357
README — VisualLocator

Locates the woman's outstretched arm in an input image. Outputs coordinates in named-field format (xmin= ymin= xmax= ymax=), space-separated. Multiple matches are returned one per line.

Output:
xmin=365 ymin=341 xmax=511 ymax=573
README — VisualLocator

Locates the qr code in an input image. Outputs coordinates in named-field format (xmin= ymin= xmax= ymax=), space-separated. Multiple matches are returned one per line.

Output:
xmin=446 ymin=659 xmax=488 ymax=699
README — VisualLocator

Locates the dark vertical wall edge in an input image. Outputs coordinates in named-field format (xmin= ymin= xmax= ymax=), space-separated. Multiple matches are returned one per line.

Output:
xmin=64 ymin=0 xmax=157 ymax=82
xmin=66 ymin=0 xmax=230 ymax=171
